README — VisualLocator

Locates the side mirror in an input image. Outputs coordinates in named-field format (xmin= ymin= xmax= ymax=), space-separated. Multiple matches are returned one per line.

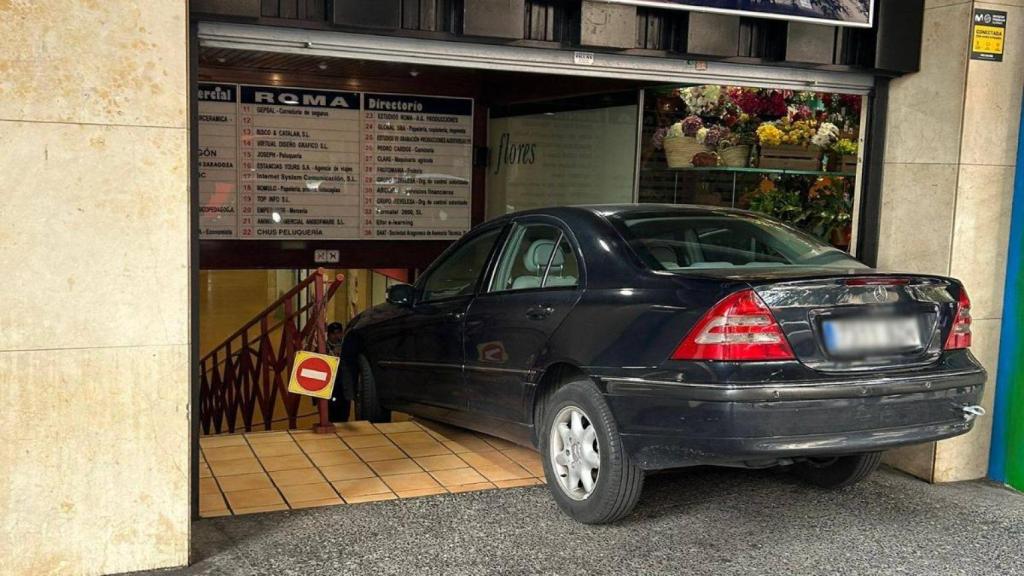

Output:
xmin=386 ymin=283 xmax=415 ymax=306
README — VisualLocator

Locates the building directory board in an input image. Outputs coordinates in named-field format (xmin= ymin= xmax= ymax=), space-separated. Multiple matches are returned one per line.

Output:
xmin=197 ymin=83 xmax=473 ymax=240
xmin=598 ymin=0 xmax=873 ymax=28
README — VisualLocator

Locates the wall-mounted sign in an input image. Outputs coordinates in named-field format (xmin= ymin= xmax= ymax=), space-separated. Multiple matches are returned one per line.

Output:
xmin=972 ymin=9 xmax=1006 ymax=62
xmin=197 ymin=83 xmax=473 ymax=240
xmin=596 ymin=0 xmax=873 ymax=28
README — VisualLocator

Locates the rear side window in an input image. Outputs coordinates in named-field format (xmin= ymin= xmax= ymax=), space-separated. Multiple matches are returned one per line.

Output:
xmin=490 ymin=224 xmax=580 ymax=292
xmin=610 ymin=213 xmax=865 ymax=271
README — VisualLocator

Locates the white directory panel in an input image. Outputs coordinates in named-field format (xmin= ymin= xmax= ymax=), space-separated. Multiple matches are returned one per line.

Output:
xmin=197 ymin=83 xmax=474 ymax=240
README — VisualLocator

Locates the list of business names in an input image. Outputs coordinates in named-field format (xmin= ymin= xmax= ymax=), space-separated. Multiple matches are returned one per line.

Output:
xmin=197 ymin=83 xmax=473 ymax=240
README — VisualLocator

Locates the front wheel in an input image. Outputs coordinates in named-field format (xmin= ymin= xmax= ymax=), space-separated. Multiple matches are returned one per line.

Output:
xmin=540 ymin=378 xmax=643 ymax=524
xmin=354 ymin=354 xmax=390 ymax=423
xmin=792 ymin=452 xmax=882 ymax=488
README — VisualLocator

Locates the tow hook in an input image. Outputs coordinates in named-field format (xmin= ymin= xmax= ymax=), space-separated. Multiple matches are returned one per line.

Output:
xmin=962 ymin=404 xmax=986 ymax=420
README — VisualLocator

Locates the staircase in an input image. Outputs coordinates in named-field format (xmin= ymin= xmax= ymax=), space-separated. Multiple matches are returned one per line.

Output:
xmin=199 ymin=269 xmax=346 ymax=434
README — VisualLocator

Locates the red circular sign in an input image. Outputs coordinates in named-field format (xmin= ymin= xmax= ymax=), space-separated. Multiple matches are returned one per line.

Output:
xmin=295 ymin=356 xmax=333 ymax=392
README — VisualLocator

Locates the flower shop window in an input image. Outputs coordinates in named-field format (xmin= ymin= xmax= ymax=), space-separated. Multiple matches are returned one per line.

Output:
xmin=638 ymin=85 xmax=865 ymax=251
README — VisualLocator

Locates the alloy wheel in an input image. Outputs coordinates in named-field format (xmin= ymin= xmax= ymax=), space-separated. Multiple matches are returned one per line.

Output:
xmin=549 ymin=405 xmax=601 ymax=501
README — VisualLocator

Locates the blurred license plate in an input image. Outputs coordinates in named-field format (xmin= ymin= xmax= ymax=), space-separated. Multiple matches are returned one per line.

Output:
xmin=823 ymin=317 xmax=921 ymax=355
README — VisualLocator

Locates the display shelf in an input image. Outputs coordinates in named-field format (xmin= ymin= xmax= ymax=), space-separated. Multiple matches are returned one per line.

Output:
xmin=668 ymin=166 xmax=856 ymax=177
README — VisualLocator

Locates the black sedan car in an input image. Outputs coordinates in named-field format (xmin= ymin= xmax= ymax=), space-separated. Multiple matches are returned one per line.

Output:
xmin=341 ymin=205 xmax=986 ymax=523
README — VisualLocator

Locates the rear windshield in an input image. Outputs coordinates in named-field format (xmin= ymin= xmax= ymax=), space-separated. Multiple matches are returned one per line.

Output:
xmin=609 ymin=212 xmax=866 ymax=271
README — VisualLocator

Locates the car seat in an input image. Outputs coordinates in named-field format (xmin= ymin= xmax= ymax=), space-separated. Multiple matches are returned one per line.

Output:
xmin=511 ymin=239 xmax=576 ymax=289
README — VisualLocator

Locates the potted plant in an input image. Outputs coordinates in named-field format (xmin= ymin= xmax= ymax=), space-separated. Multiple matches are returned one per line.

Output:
xmin=718 ymin=113 xmax=755 ymax=167
xmin=805 ymin=176 xmax=853 ymax=246
xmin=745 ymin=178 xmax=806 ymax=226
xmin=757 ymin=119 xmax=821 ymax=170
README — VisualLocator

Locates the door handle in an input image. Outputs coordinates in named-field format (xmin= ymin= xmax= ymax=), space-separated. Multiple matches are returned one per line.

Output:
xmin=446 ymin=311 xmax=465 ymax=321
xmin=526 ymin=305 xmax=555 ymax=320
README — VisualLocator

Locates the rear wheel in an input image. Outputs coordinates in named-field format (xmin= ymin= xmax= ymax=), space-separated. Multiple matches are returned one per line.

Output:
xmin=792 ymin=452 xmax=882 ymax=488
xmin=540 ymin=378 xmax=643 ymax=524
xmin=354 ymin=354 xmax=390 ymax=423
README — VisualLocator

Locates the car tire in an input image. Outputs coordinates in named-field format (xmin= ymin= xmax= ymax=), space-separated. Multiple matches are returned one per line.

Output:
xmin=793 ymin=452 xmax=882 ymax=489
xmin=354 ymin=354 xmax=390 ymax=423
xmin=540 ymin=377 xmax=643 ymax=524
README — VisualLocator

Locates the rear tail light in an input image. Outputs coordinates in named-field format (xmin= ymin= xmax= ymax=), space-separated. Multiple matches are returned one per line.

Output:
xmin=672 ymin=289 xmax=795 ymax=361
xmin=944 ymin=288 xmax=972 ymax=350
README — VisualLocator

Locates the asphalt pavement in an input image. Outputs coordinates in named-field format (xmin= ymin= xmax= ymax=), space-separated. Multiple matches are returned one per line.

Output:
xmin=131 ymin=465 xmax=1024 ymax=576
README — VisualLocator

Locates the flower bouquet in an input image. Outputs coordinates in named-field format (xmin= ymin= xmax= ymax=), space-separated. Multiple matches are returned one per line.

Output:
xmin=663 ymin=115 xmax=712 ymax=168
xmin=756 ymin=119 xmax=822 ymax=170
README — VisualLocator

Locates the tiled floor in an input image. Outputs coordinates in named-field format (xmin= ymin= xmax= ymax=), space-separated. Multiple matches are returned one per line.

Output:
xmin=199 ymin=418 xmax=546 ymax=517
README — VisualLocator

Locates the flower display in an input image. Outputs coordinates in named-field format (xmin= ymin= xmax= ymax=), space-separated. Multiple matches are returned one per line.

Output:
xmin=811 ymin=122 xmax=841 ymax=148
xmin=833 ymin=138 xmax=858 ymax=156
xmin=756 ymin=123 xmax=784 ymax=146
xmin=696 ymin=125 xmax=729 ymax=148
xmin=681 ymin=85 xmax=724 ymax=116
xmin=728 ymin=87 xmax=790 ymax=118
xmin=680 ymin=115 xmax=704 ymax=137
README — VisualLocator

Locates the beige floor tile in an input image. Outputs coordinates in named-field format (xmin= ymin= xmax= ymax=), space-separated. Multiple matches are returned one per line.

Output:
xmin=395 ymin=487 xmax=447 ymax=499
xmin=199 ymin=491 xmax=228 ymax=513
xmin=203 ymin=445 xmax=256 ymax=462
xmin=503 ymin=448 xmax=545 ymax=477
xmin=381 ymin=472 xmax=443 ymax=494
xmin=494 ymin=478 xmax=543 ymax=488
xmin=333 ymin=477 xmax=393 ymax=501
xmin=234 ymin=503 xmax=289 ymax=515
xmin=441 ymin=436 xmax=493 ymax=453
xmin=208 ymin=458 xmax=263 ymax=477
xmin=415 ymin=419 xmax=463 ymax=439
xmin=344 ymin=492 xmax=398 ymax=504
xmin=199 ymin=463 xmax=212 ymax=478
xmin=309 ymin=449 xmax=361 ymax=468
xmin=295 ymin=436 xmax=348 ymax=454
xmin=217 ymin=472 xmax=274 ymax=493
xmin=290 ymin=497 xmax=345 ymax=509
xmin=414 ymin=454 xmax=467 ymax=472
xmin=387 ymin=431 xmax=434 ymax=446
xmin=374 ymin=421 xmax=421 ymax=434
xmin=320 ymin=462 xmax=376 ymax=482
xmin=270 ymin=468 xmax=327 ymax=487
xmin=480 ymin=435 xmax=520 ymax=451
xmin=200 ymin=434 xmax=248 ymax=449
xmin=400 ymin=442 xmax=451 ymax=458
xmin=259 ymin=454 xmax=313 ymax=472
xmin=429 ymin=467 xmax=487 ymax=487
xmin=245 ymin=431 xmax=294 ymax=444
xmin=199 ymin=508 xmax=232 ymax=518
xmin=251 ymin=442 xmax=303 ymax=458
xmin=334 ymin=421 xmax=379 ymax=437
xmin=391 ymin=411 xmax=413 ymax=422
xmin=472 ymin=465 xmax=532 ymax=482
xmin=369 ymin=458 xmax=423 ymax=476
xmin=199 ymin=477 xmax=220 ymax=494
xmin=354 ymin=445 xmax=406 ymax=462
xmin=224 ymin=488 xmax=285 ymax=510
xmin=279 ymin=482 xmax=339 ymax=504
xmin=343 ymin=434 xmax=394 ymax=449
xmin=447 ymin=482 xmax=496 ymax=494
xmin=458 ymin=450 xmax=517 ymax=469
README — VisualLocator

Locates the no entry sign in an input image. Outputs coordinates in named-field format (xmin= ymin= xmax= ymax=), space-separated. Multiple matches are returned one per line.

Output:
xmin=287 ymin=351 xmax=339 ymax=400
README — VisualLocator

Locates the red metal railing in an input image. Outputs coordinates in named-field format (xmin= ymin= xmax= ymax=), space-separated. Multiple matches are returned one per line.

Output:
xmin=199 ymin=269 xmax=345 ymax=435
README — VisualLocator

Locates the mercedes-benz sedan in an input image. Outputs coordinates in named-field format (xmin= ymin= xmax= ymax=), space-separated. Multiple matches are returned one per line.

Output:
xmin=341 ymin=205 xmax=986 ymax=524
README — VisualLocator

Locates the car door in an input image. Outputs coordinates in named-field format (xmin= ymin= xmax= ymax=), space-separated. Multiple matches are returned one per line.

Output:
xmin=462 ymin=217 xmax=584 ymax=425
xmin=376 ymin=226 xmax=505 ymax=411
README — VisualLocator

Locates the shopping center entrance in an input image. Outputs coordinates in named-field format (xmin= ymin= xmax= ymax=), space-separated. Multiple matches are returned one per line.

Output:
xmin=193 ymin=25 xmax=873 ymax=517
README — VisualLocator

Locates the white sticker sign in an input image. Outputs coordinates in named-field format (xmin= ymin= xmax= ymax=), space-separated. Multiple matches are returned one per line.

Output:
xmin=197 ymin=83 xmax=474 ymax=240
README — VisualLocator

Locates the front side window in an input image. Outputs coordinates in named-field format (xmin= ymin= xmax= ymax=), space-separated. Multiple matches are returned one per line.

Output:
xmin=610 ymin=211 xmax=866 ymax=271
xmin=420 ymin=229 xmax=502 ymax=302
xmin=490 ymin=224 xmax=580 ymax=292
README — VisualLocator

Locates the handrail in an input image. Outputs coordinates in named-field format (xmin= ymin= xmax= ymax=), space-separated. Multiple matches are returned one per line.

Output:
xmin=199 ymin=268 xmax=345 ymax=435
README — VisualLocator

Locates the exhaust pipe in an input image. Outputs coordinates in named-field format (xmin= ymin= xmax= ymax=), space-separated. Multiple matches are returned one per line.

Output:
xmin=962 ymin=404 xmax=986 ymax=420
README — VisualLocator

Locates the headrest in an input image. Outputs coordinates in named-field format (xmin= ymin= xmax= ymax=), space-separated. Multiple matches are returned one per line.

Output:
xmin=523 ymin=239 xmax=564 ymax=273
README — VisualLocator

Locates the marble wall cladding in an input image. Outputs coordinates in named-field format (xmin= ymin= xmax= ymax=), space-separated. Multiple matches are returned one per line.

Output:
xmin=0 ymin=0 xmax=191 ymax=574
xmin=0 ymin=345 xmax=190 ymax=576
xmin=881 ymin=1 xmax=1019 ymax=483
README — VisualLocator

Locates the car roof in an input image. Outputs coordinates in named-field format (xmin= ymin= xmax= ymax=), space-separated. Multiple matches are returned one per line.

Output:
xmin=497 ymin=203 xmax=756 ymax=221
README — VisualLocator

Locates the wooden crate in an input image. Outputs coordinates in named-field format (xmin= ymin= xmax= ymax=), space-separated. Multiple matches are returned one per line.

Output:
xmin=758 ymin=144 xmax=821 ymax=171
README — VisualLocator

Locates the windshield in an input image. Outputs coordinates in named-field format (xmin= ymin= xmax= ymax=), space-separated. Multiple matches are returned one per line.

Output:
xmin=609 ymin=211 xmax=866 ymax=271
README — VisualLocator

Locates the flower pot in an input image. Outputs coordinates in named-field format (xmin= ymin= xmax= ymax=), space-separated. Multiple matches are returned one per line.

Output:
xmin=664 ymin=136 xmax=711 ymax=168
xmin=719 ymin=145 xmax=751 ymax=167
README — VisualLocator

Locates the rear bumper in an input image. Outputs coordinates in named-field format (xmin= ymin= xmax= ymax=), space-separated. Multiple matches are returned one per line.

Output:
xmin=599 ymin=368 xmax=986 ymax=470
